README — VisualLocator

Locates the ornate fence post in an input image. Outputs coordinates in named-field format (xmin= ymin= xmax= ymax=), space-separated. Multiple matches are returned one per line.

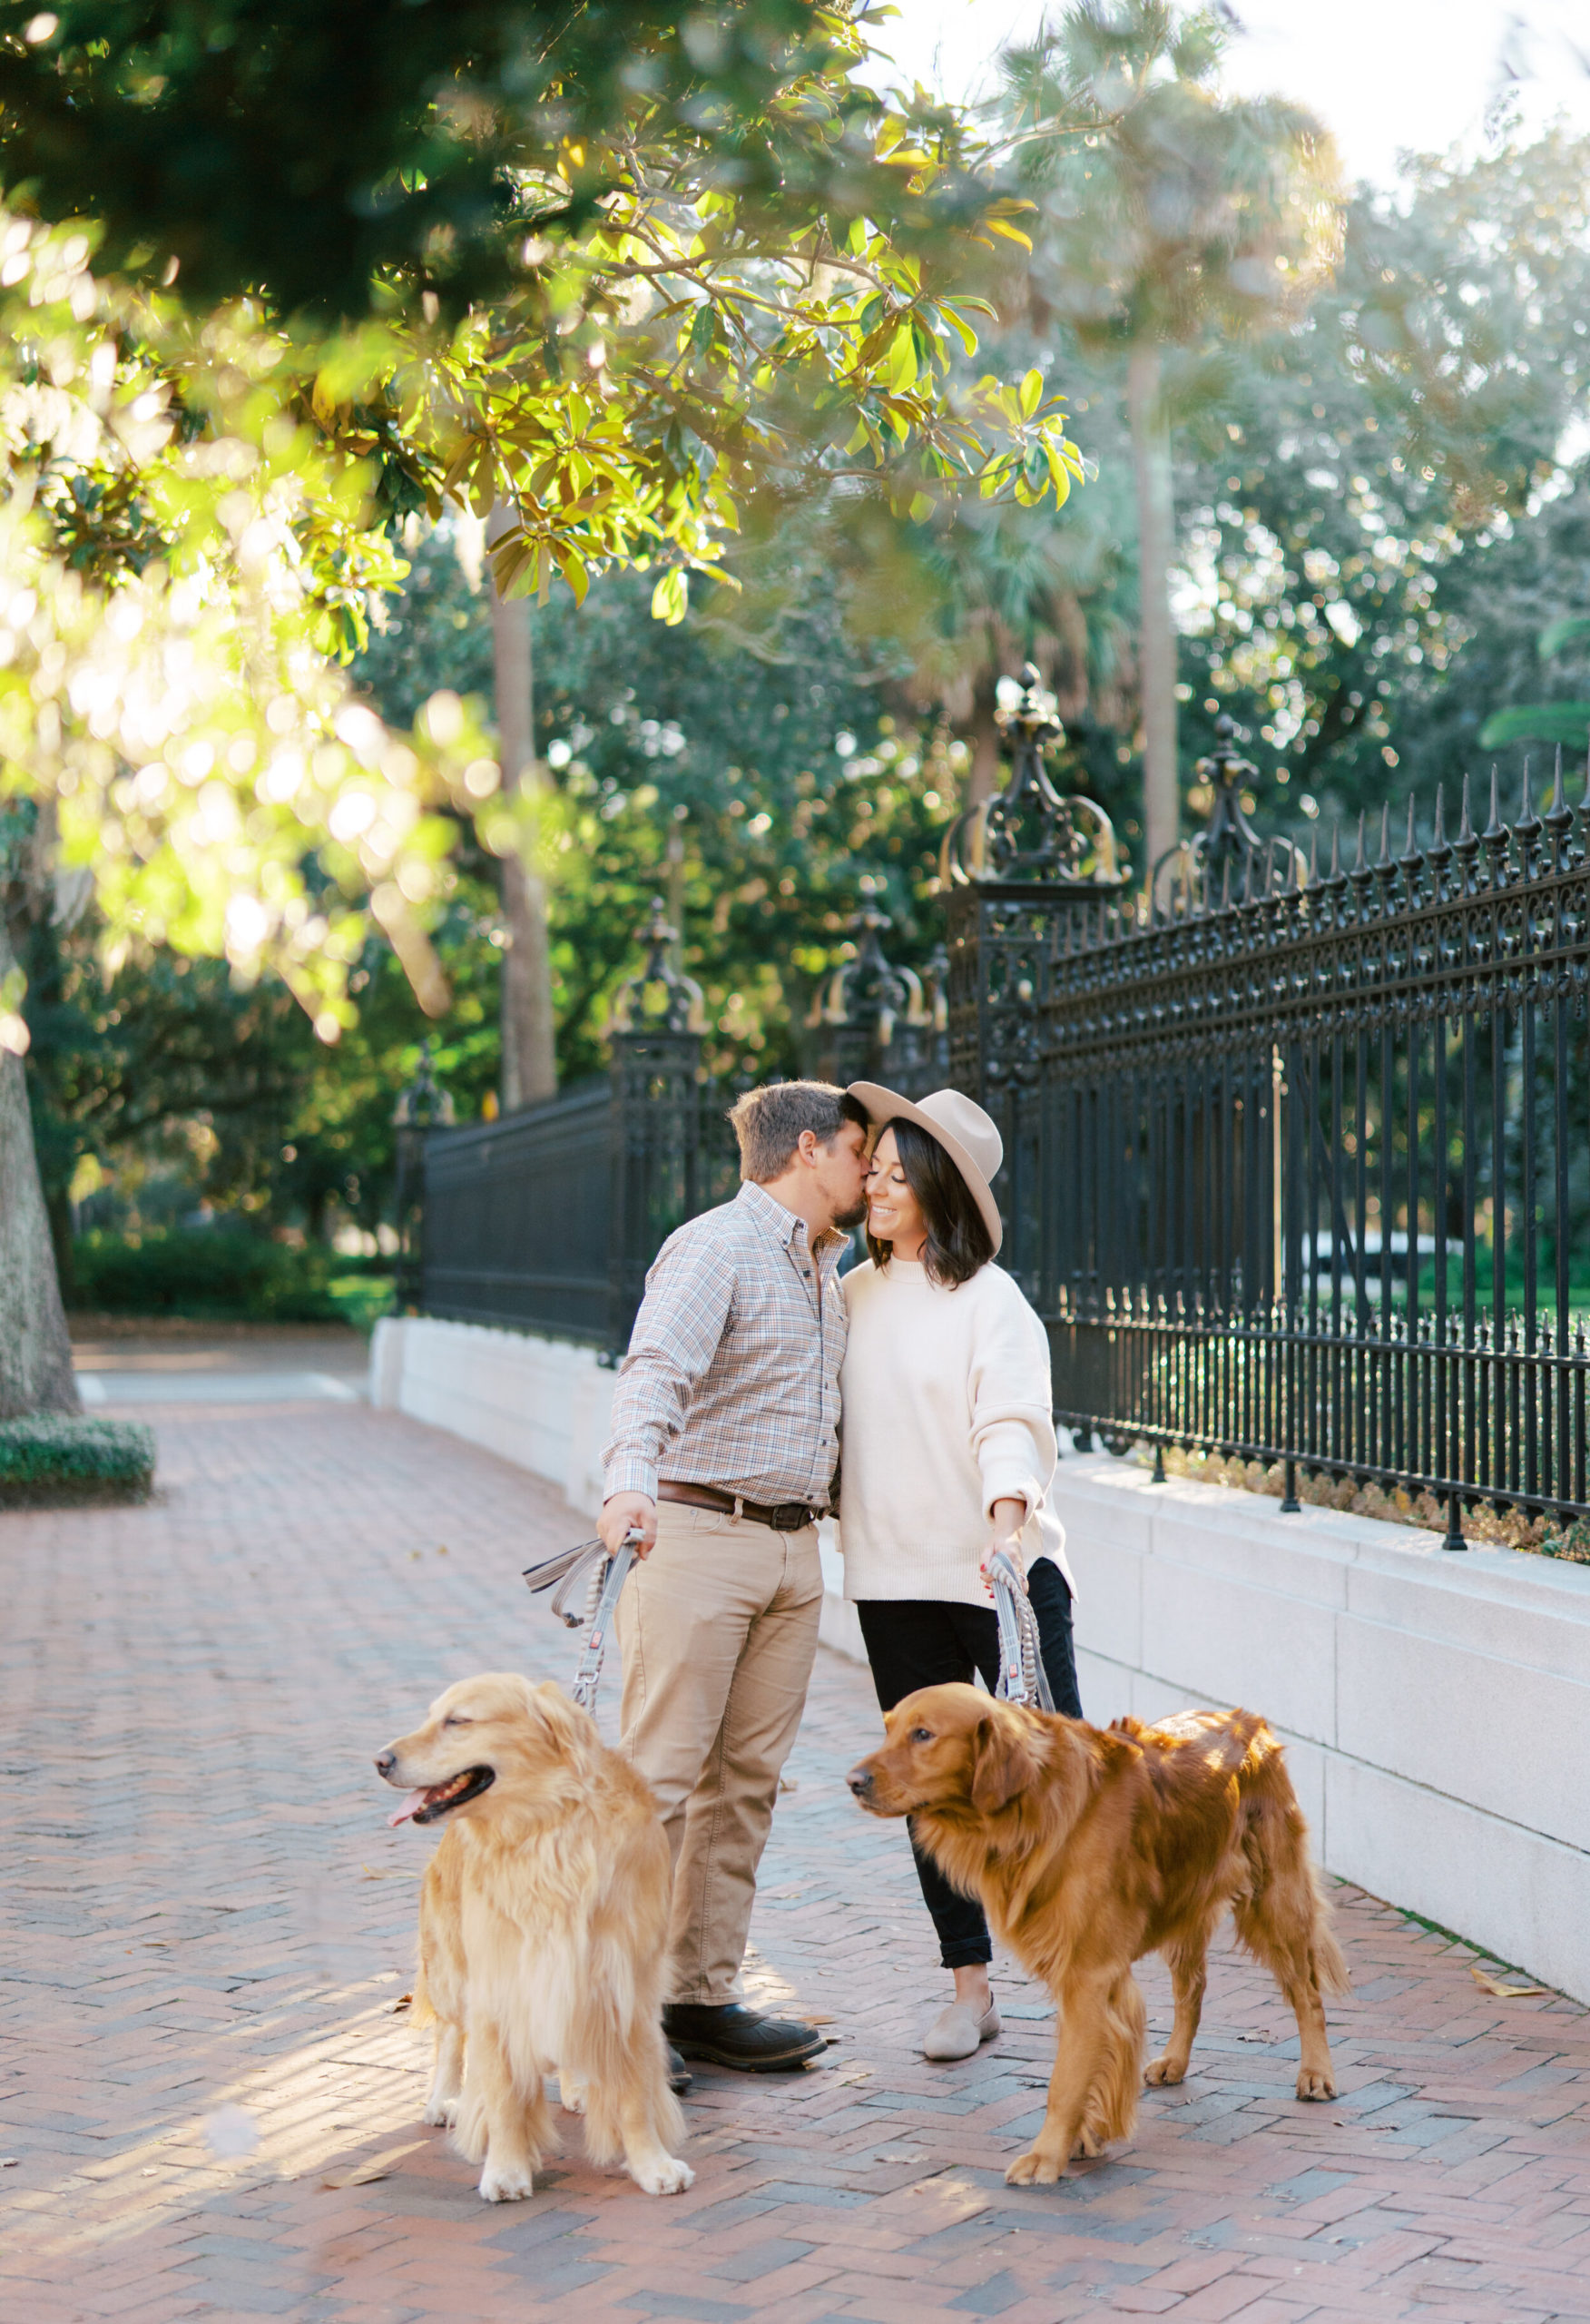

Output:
xmin=607 ymin=899 xmax=706 ymax=1354
xmin=939 ymin=665 xmax=1131 ymax=1321
xmin=391 ymin=1043 xmax=455 ymax=1315
xmin=806 ymin=891 xmax=942 ymax=1097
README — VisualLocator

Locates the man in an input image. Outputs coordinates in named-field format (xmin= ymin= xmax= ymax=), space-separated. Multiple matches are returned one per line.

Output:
xmin=599 ymin=1080 xmax=870 ymax=2071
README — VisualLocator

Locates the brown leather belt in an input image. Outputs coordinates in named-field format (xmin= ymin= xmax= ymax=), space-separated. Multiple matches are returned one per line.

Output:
xmin=658 ymin=1481 xmax=823 ymax=1533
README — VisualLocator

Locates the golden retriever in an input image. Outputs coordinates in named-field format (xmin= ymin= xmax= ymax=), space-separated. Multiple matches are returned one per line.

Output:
xmin=849 ymin=1685 xmax=1347 ymax=2186
xmin=377 ymin=1672 xmax=692 ymax=2201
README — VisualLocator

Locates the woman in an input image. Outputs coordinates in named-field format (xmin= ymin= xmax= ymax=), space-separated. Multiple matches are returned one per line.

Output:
xmin=839 ymin=1083 xmax=1083 ymax=2063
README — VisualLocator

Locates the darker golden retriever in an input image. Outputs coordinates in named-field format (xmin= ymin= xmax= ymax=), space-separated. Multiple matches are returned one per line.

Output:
xmin=849 ymin=1685 xmax=1347 ymax=2185
xmin=377 ymin=1672 xmax=691 ymax=2201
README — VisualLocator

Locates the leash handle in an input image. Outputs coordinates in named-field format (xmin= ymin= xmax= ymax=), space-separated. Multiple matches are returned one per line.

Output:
xmin=567 ymin=1534 xmax=639 ymax=1712
xmin=988 ymin=1546 xmax=1055 ymax=1714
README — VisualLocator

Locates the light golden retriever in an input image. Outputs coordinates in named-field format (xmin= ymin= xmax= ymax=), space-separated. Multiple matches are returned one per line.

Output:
xmin=849 ymin=1685 xmax=1348 ymax=2186
xmin=377 ymin=1672 xmax=692 ymax=2201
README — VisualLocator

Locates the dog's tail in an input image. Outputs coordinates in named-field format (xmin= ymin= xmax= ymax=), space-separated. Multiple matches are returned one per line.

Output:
xmin=409 ymin=1955 xmax=437 ymax=2031
xmin=1238 ymin=1738 xmax=1351 ymax=1999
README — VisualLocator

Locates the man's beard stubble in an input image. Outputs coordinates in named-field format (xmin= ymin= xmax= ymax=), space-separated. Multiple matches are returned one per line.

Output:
xmin=832 ymin=1196 xmax=869 ymax=1232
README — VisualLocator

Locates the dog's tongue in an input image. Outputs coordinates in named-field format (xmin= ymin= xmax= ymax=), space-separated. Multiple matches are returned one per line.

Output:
xmin=387 ymin=1788 xmax=430 ymax=1827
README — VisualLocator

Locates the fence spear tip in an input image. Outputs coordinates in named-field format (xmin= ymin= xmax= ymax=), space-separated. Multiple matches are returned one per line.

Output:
xmin=1485 ymin=763 xmax=1504 ymax=842
xmin=1517 ymin=753 xmax=1536 ymax=825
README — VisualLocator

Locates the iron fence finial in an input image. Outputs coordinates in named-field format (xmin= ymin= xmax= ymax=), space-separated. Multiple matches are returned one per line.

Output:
xmin=611 ymin=897 xmax=705 ymax=1034
xmin=940 ymin=665 xmax=1125 ymax=891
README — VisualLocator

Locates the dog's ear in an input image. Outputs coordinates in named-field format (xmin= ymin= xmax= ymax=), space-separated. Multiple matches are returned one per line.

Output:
xmin=970 ymin=1709 xmax=1040 ymax=1813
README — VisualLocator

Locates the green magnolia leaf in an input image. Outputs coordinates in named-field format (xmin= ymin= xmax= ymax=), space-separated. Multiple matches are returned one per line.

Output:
xmin=1478 ymin=704 xmax=1590 ymax=749
xmin=651 ymin=566 xmax=689 ymax=625
xmin=1539 ymin=616 xmax=1590 ymax=661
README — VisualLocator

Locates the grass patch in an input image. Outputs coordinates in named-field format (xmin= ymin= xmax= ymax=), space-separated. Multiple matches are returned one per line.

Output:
xmin=0 ymin=1414 xmax=156 ymax=1509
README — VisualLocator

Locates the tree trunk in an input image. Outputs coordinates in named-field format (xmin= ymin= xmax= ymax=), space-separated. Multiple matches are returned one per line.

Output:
xmin=1126 ymin=340 xmax=1180 ymax=875
xmin=0 ymin=920 xmax=80 ymax=1419
xmin=488 ymin=505 xmax=557 ymax=1112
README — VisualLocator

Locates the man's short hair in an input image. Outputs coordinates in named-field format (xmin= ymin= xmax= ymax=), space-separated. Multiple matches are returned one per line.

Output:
xmin=728 ymin=1080 xmax=869 ymax=1184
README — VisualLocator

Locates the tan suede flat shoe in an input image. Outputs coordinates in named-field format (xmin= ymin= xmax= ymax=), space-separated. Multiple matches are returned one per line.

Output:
xmin=921 ymin=1996 xmax=1002 ymax=2062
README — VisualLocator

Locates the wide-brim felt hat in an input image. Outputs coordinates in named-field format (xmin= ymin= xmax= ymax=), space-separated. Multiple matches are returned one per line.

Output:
xmin=848 ymin=1083 xmax=1004 ymax=1256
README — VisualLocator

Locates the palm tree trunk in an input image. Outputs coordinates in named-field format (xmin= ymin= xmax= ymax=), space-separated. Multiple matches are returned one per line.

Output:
xmin=0 ymin=919 xmax=79 ymax=1419
xmin=488 ymin=507 xmax=556 ymax=1112
xmin=1126 ymin=340 xmax=1179 ymax=874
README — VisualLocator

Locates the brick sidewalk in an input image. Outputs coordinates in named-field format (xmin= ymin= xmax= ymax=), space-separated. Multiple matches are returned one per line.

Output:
xmin=6 ymin=1403 xmax=1590 ymax=2322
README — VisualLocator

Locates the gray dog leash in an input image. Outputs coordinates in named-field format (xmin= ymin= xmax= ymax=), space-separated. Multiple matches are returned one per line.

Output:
xmin=522 ymin=1532 xmax=639 ymax=1711
xmin=986 ymin=1545 xmax=1055 ymax=1712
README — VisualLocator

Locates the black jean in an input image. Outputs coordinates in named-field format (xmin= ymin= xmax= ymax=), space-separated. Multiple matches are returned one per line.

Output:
xmin=856 ymin=1558 xmax=1084 ymax=1970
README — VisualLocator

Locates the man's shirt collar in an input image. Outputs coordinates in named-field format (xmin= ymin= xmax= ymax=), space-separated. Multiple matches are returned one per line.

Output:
xmin=735 ymin=1178 xmax=849 ymax=1263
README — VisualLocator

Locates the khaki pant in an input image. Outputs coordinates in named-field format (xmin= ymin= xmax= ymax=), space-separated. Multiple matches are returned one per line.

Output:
xmin=614 ymin=1502 xmax=822 ymax=2005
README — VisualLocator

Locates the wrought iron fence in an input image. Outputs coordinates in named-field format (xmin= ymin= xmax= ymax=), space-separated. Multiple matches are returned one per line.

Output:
xmin=947 ymin=686 xmax=1590 ymax=1546
xmin=404 ymin=656 xmax=1590 ymax=1544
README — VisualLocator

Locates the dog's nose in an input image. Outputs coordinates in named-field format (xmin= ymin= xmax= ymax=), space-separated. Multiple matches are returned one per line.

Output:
xmin=374 ymin=1748 xmax=397 ymax=1779
xmin=847 ymin=1764 xmax=874 ymax=1797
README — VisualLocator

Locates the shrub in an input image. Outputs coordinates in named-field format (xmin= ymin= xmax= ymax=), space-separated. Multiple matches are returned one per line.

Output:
xmin=0 ymin=1415 xmax=156 ymax=1508
xmin=72 ymin=1227 xmax=393 ymax=1327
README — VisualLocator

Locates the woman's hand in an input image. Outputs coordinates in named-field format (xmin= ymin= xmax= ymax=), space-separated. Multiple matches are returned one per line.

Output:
xmin=979 ymin=1499 xmax=1028 ymax=1600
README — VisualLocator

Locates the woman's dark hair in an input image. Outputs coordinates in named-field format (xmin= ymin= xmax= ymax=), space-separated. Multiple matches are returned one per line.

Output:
xmin=866 ymin=1117 xmax=994 ymax=1288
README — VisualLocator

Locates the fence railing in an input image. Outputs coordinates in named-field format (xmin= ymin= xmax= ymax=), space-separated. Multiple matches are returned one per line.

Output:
xmin=960 ymin=705 xmax=1590 ymax=1543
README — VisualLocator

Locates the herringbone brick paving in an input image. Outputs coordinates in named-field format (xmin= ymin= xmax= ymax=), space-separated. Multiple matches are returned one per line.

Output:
xmin=6 ymin=1400 xmax=1590 ymax=2321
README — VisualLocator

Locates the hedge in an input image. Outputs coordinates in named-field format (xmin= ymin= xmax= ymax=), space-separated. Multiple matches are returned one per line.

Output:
xmin=73 ymin=1226 xmax=393 ymax=1327
xmin=0 ymin=1415 xmax=157 ymax=1508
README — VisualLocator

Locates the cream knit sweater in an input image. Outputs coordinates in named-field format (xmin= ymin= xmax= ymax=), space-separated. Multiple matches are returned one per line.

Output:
xmin=837 ymin=1256 xmax=1074 ymax=1607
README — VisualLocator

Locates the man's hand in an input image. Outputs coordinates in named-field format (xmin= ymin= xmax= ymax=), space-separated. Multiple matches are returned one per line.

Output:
xmin=601 ymin=1491 xmax=657 ymax=1558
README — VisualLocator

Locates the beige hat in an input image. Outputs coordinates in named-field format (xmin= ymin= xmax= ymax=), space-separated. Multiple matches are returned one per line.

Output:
xmin=848 ymin=1083 xmax=1005 ymax=1256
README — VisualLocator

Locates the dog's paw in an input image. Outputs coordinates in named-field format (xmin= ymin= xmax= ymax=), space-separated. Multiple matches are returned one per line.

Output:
xmin=557 ymin=2076 xmax=587 ymax=2117
xmin=477 ymin=2162 xmax=535 ymax=2202
xmin=422 ymin=2097 xmax=459 ymax=2128
xmin=631 ymin=2152 xmax=694 ymax=2197
xmin=1143 ymin=2054 xmax=1186 ymax=2087
xmin=1005 ymin=2147 xmax=1065 ymax=2187
xmin=1071 ymin=2126 xmax=1105 ymax=2159
xmin=1295 ymin=2066 xmax=1336 ymax=2101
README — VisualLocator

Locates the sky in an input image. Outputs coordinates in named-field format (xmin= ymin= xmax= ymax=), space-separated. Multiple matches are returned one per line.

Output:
xmin=859 ymin=0 xmax=1590 ymax=187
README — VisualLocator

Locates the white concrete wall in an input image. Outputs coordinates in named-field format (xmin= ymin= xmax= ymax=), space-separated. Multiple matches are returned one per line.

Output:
xmin=1056 ymin=1452 xmax=1590 ymax=2004
xmin=369 ymin=1316 xmax=867 ymax=1660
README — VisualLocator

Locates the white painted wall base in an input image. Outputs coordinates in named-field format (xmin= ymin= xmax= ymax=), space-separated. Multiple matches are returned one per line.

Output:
xmin=1055 ymin=1452 xmax=1590 ymax=2006
xmin=369 ymin=1315 xmax=867 ymax=1660
xmin=373 ymin=1317 xmax=1590 ymax=2002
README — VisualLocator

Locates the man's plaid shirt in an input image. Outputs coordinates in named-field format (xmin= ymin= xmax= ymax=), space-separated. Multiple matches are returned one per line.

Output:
xmin=602 ymin=1180 xmax=849 ymax=1509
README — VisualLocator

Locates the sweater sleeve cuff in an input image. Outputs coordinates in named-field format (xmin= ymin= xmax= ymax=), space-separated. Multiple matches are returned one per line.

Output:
xmin=604 ymin=1457 xmax=658 ymax=1502
xmin=982 ymin=1471 xmax=1044 ymax=1523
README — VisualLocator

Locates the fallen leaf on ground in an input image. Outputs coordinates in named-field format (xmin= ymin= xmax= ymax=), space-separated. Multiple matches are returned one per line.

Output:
xmin=1470 ymin=1964 xmax=1549 ymax=1998
xmin=778 ymin=1776 xmax=798 ymax=1793
xmin=391 ymin=1993 xmax=412 ymax=2012
xmin=799 ymin=2012 xmax=835 ymax=2026
xmin=359 ymin=1865 xmax=419 ymax=1881
xmin=0 ymin=2158 xmax=18 ymax=2168
xmin=320 ymin=2145 xmax=423 ymax=2191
